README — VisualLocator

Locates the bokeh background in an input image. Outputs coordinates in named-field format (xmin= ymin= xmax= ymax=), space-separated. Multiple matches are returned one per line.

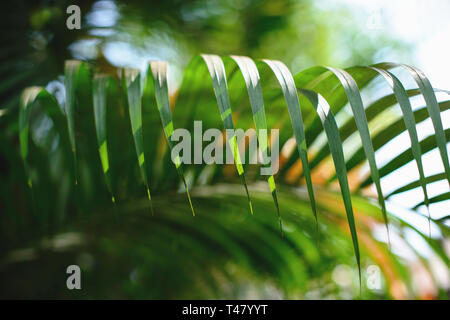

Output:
xmin=0 ymin=0 xmax=448 ymax=299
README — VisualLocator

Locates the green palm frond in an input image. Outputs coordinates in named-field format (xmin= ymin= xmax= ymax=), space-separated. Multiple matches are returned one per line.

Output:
xmin=6 ymin=54 xmax=450 ymax=299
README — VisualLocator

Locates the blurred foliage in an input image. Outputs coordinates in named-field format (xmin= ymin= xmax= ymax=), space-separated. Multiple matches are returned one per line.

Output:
xmin=0 ymin=0 xmax=411 ymax=109
xmin=0 ymin=0 xmax=448 ymax=300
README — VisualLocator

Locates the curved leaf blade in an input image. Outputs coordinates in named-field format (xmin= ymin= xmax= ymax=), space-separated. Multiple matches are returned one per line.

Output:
xmin=64 ymin=60 xmax=90 ymax=185
xmin=309 ymin=66 xmax=390 ymax=244
xmin=93 ymin=74 xmax=115 ymax=203
xmin=229 ymin=55 xmax=282 ymax=235
xmin=201 ymin=54 xmax=254 ymax=215
xmin=387 ymin=173 xmax=447 ymax=198
xmin=149 ymin=61 xmax=195 ymax=216
xmin=369 ymin=67 xmax=431 ymax=232
xmin=360 ymin=128 xmax=450 ymax=189
xmin=376 ymin=63 xmax=450 ymax=187
xmin=261 ymin=59 xmax=318 ymax=231
xmin=300 ymin=89 xmax=361 ymax=286
xmin=123 ymin=68 xmax=154 ymax=214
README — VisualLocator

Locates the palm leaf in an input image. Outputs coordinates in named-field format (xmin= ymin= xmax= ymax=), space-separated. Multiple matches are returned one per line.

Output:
xmin=300 ymin=89 xmax=361 ymax=286
xmin=123 ymin=68 xmax=154 ymax=214
xmin=149 ymin=61 xmax=195 ymax=216
xmin=375 ymin=63 xmax=450 ymax=186
xmin=15 ymin=55 xmax=450 ymax=298
xmin=368 ymin=67 xmax=431 ymax=231
xmin=93 ymin=75 xmax=115 ymax=202
xmin=228 ymin=55 xmax=282 ymax=235
xmin=19 ymin=87 xmax=71 ymax=186
xmin=64 ymin=60 xmax=88 ymax=184
xmin=387 ymin=172 xmax=447 ymax=198
xmin=260 ymin=59 xmax=319 ymax=232
xmin=359 ymin=128 xmax=450 ymax=189
xmin=200 ymin=54 xmax=254 ymax=215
